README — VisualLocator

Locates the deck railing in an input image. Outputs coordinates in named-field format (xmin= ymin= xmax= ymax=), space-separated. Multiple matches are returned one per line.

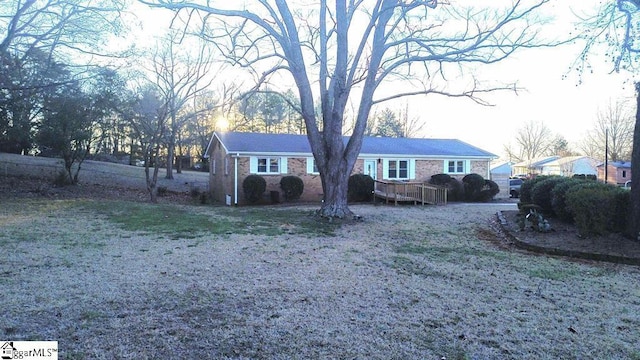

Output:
xmin=373 ymin=180 xmax=447 ymax=205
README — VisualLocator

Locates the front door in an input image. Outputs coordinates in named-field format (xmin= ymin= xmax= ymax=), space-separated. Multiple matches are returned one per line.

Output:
xmin=364 ymin=159 xmax=377 ymax=180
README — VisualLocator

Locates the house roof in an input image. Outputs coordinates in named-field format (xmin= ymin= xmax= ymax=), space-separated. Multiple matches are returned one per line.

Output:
xmin=209 ymin=131 xmax=497 ymax=159
xmin=543 ymin=156 xmax=598 ymax=167
xmin=512 ymin=156 xmax=560 ymax=168
xmin=597 ymin=160 xmax=632 ymax=168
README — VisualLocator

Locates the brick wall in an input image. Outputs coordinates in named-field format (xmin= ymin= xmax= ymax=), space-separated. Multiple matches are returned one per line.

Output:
xmin=211 ymin=153 xmax=493 ymax=205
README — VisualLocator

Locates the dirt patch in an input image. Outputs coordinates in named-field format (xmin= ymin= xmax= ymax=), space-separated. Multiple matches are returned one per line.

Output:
xmin=499 ymin=210 xmax=640 ymax=265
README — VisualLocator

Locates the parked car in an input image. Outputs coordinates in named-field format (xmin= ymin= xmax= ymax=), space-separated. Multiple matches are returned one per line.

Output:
xmin=509 ymin=178 xmax=523 ymax=198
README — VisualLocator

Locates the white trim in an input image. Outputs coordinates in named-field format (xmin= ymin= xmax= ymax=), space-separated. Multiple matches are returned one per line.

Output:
xmin=250 ymin=156 xmax=287 ymax=174
xmin=444 ymin=159 xmax=469 ymax=174
xmin=383 ymin=159 xmax=412 ymax=180
xmin=307 ymin=157 xmax=319 ymax=174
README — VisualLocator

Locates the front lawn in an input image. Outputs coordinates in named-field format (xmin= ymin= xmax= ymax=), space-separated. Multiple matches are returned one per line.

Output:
xmin=1 ymin=199 xmax=639 ymax=359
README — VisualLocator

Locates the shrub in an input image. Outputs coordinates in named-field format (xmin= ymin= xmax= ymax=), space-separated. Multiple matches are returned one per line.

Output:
xmin=462 ymin=173 xmax=486 ymax=202
xmin=530 ymin=176 xmax=566 ymax=215
xmin=566 ymin=185 xmax=614 ymax=237
xmin=157 ymin=186 xmax=168 ymax=197
xmin=476 ymin=179 xmax=500 ymax=202
xmin=429 ymin=174 xmax=463 ymax=201
xmin=280 ymin=175 xmax=304 ymax=201
xmin=348 ymin=174 xmax=374 ymax=202
xmin=564 ymin=182 xmax=629 ymax=237
xmin=242 ymin=174 xmax=266 ymax=203
xmin=550 ymin=178 xmax=585 ymax=222
xmin=519 ymin=175 xmax=552 ymax=204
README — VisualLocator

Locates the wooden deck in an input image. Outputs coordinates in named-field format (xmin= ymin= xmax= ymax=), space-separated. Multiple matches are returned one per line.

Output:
xmin=373 ymin=180 xmax=447 ymax=205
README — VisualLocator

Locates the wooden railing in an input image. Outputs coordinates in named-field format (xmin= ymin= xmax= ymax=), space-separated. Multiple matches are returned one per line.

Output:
xmin=373 ymin=180 xmax=447 ymax=205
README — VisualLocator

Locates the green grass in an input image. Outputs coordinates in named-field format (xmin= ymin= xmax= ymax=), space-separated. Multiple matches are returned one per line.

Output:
xmin=84 ymin=201 xmax=339 ymax=239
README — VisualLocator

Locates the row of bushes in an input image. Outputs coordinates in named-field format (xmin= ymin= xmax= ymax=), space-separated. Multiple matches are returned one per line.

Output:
xmin=520 ymin=175 xmax=630 ymax=237
xmin=347 ymin=173 xmax=500 ymax=203
xmin=243 ymin=175 xmax=305 ymax=203
xmin=428 ymin=173 xmax=499 ymax=202
xmin=242 ymin=172 xmax=501 ymax=205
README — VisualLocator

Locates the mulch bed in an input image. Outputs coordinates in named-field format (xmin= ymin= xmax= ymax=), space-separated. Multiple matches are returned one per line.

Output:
xmin=498 ymin=210 xmax=640 ymax=266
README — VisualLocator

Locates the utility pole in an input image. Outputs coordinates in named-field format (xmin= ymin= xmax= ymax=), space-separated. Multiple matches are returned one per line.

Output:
xmin=604 ymin=128 xmax=609 ymax=184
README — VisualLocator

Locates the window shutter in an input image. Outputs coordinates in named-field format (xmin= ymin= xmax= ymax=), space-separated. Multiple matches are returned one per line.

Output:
xmin=382 ymin=159 xmax=389 ymax=180
xmin=409 ymin=159 xmax=416 ymax=179
xmin=250 ymin=157 xmax=257 ymax=173
xmin=306 ymin=157 xmax=314 ymax=173
xmin=280 ymin=157 xmax=288 ymax=174
xmin=466 ymin=160 xmax=471 ymax=173
xmin=443 ymin=160 xmax=448 ymax=173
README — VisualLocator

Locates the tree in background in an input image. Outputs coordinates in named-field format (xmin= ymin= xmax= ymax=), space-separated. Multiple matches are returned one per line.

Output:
xmin=37 ymin=67 xmax=121 ymax=184
xmin=141 ymin=0 xmax=557 ymax=218
xmin=503 ymin=120 xmax=555 ymax=162
xmin=0 ymin=0 xmax=126 ymax=154
xmin=578 ymin=99 xmax=634 ymax=161
xmin=127 ymin=86 xmax=169 ymax=203
xmin=366 ymin=105 xmax=426 ymax=138
xmin=147 ymin=31 xmax=213 ymax=179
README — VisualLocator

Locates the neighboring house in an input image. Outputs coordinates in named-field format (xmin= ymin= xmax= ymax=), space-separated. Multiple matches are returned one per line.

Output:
xmin=512 ymin=156 xmax=560 ymax=177
xmin=490 ymin=161 xmax=513 ymax=198
xmin=205 ymin=131 xmax=497 ymax=205
xmin=597 ymin=161 xmax=632 ymax=185
xmin=540 ymin=156 xmax=598 ymax=177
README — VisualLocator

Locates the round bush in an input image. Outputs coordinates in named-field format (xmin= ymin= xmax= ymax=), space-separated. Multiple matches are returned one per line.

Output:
xmin=280 ymin=175 xmax=304 ymax=201
xmin=477 ymin=179 xmax=500 ymax=202
xmin=519 ymin=175 xmax=552 ymax=204
xmin=429 ymin=174 xmax=463 ymax=201
xmin=462 ymin=173 xmax=486 ymax=202
xmin=242 ymin=174 xmax=266 ymax=203
xmin=530 ymin=176 xmax=566 ymax=215
xmin=348 ymin=174 xmax=374 ymax=202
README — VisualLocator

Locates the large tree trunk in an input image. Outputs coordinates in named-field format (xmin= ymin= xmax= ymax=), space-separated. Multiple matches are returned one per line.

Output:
xmin=628 ymin=83 xmax=640 ymax=240
xmin=319 ymin=158 xmax=353 ymax=218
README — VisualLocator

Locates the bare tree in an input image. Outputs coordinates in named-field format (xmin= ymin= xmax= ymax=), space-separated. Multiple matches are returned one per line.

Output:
xmin=579 ymin=99 xmax=634 ymax=161
xmin=146 ymin=31 xmax=213 ymax=179
xmin=506 ymin=120 xmax=554 ymax=162
xmin=128 ymin=86 xmax=169 ymax=203
xmin=0 ymin=0 xmax=126 ymax=58
xmin=142 ymin=0 xmax=557 ymax=217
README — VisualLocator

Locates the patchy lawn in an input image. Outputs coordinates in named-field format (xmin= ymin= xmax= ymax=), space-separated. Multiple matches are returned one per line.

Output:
xmin=1 ymin=199 xmax=639 ymax=359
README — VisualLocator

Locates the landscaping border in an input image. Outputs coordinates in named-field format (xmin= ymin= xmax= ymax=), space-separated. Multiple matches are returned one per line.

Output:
xmin=496 ymin=211 xmax=640 ymax=266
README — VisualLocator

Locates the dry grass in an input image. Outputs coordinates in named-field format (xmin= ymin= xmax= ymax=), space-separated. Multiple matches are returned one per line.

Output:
xmin=2 ymin=198 xmax=640 ymax=359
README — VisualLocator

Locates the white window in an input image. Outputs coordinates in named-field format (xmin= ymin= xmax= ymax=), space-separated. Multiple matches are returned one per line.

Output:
xmin=250 ymin=156 xmax=288 ymax=174
xmin=212 ymin=159 xmax=216 ymax=175
xmin=307 ymin=157 xmax=319 ymax=174
xmin=444 ymin=160 xmax=470 ymax=174
xmin=383 ymin=159 xmax=415 ymax=180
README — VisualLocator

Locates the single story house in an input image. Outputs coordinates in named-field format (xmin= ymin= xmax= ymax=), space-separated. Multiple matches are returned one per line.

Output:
xmin=597 ymin=161 xmax=632 ymax=185
xmin=205 ymin=131 xmax=497 ymax=205
xmin=512 ymin=156 xmax=559 ymax=177
xmin=540 ymin=156 xmax=598 ymax=177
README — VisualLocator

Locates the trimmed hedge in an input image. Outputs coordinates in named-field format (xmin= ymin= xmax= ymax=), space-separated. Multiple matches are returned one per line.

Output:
xmin=242 ymin=174 xmax=266 ymax=203
xmin=550 ymin=178 xmax=585 ymax=222
xmin=531 ymin=176 xmax=567 ymax=215
xmin=348 ymin=174 xmax=374 ymax=202
xmin=462 ymin=173 xmax=486 ymax=202
xmin=429 ymin=173 xmax=463 ymax=201
xmin=280 ymin=175 xmax=304 ymax=201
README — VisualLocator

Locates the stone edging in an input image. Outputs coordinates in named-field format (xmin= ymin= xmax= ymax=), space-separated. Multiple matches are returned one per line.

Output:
xmin=496 ymin=211 xmax=640 ymax=266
